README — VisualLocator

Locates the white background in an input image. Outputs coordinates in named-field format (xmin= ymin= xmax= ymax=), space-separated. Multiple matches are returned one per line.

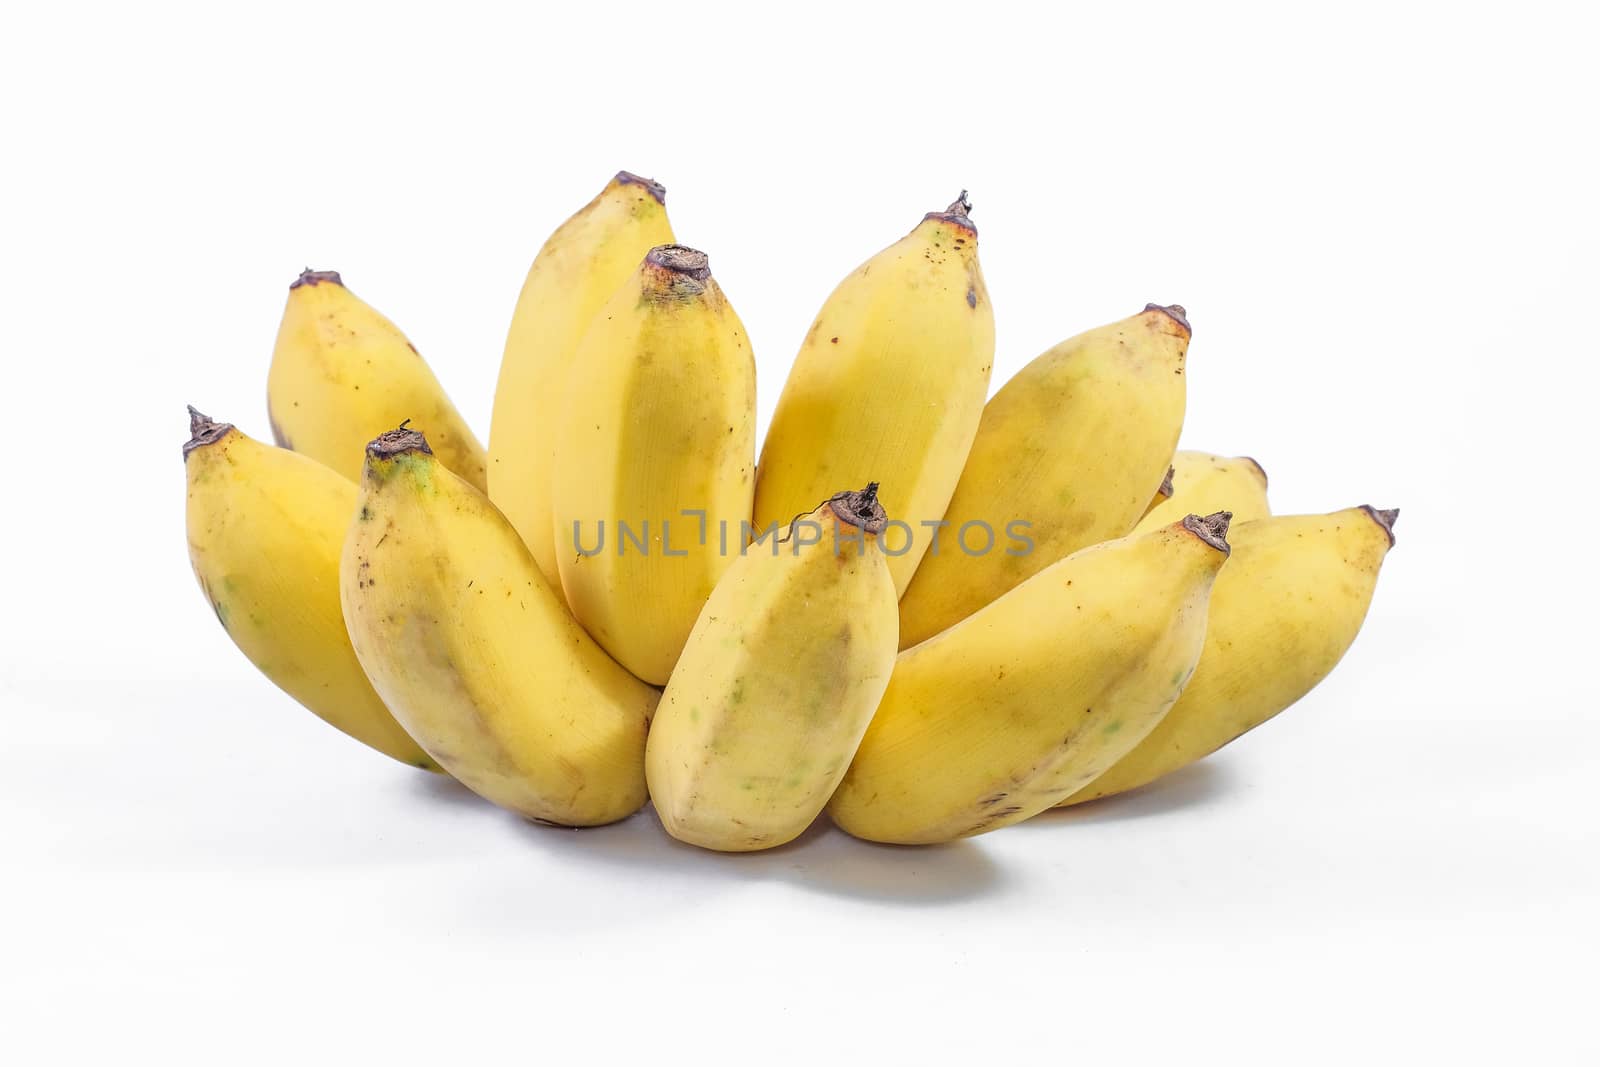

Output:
xmin=3 ymin=1 xmax=1596 ymax=1062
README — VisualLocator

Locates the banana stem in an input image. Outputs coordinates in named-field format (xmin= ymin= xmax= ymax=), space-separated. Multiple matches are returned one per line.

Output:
xmin=183 ymin=405 xmax=233 ymax=459
xmin=615 ymin=171 xmax=667 ymax=204
xmin=367 ymin=426 xmax=433 ymax=459
xmin=1144 ymin=303 xmax=1190 ymax=331
xmin=1361 ymin=506 xmax=1400 ymax=546
xmin=1158 ymin=466 xmax=1175 ymax=499
xmin=290 ymin=268 xmax=344 ymax=290
xmin=924 ymin=191 xmax=977 ymax=234
xmin=829 ymin=483 xmax=889 ymax=534
xmin=1182 ymin=511 xmax=1233 ymax=554
xmin=645 ymin=245 xmax=710 ymax=280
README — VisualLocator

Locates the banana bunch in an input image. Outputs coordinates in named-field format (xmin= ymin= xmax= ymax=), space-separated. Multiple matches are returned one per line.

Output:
xmin=180 ymin=169 xmax=1398 ymax=856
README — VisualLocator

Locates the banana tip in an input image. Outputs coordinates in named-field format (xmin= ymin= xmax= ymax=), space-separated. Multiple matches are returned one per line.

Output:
xmin=645 ymin=244 xmax=711 ymax=282
xmin=923 ymin=189 xmax=977 ymax=235
xmin=1182 ymin=511 xmax=1232 ymax=554
xmin=366 ymin=423 xmax=432 ymax=460
xmin=290 ymin=268 xmax=343 ymax=290
xmin=829 ymin=482 xmax=889 ymax=535
xmin=1157 ymin=466 xmax=1175 ymax=500
xmin=1145 ymin=303 xmax=1190 ymax=333
xmin=1241 ymin=456 xmax=1269 ymax=489
xmin=183 ymin=405 xmax=233 ymax=459
xmin=1361 ymin=506 xmax=1399 ymax=546
xmin=615 ymin=171 xmax=666 ymax=204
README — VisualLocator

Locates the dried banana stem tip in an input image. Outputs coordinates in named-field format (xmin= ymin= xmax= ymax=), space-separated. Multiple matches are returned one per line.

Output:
xmin=645 ymin=245 xmax=711 ymax=281
xmin=183 ymin=405 xmax=233 ymax=458
xmin=1361 ymin=506 xmax=1400 ymax=546
xmin=1145 ymin=303 xmax=1190 ymax=331
xmin=290 ymin=268 xmax=344 ymax=289
xmin=615 ymin=171 xmax=667 ymax=204
xmin=1157 ymin=466 xmax=1175 ymax=499
xmin=924 ymin=189 xmax=978 ymax=234
xmin=1182 ymin=511 xmax=1233 ymax=554
xmin=367 ymin=424 xmax=432 ymax=459
xmin=829 ymin=482 xmax=889 ymax=534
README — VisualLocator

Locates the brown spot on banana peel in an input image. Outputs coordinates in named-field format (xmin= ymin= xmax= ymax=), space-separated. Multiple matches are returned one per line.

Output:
xmin=1181 ymin=511 xmax=1232 ymax=554
xmin=615 ymin=171 xmax=667 ymax=204
xmin=965 ymin=804 xmax=1024 ymax=835
xmin=1360 ymin=506 xmax=1400 ymax=547
xmin=183 ymin=405 xmax=232 ymax=459
xmin=290 ymin=268 xmax=344 ymax=290
xmin=923 ymin=189 xmax=978 ymax=235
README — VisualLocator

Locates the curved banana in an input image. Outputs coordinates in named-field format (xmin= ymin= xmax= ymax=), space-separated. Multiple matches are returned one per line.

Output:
xmin=489 ymin=171 xmax=675 ymax=584
xmin=647 ymin=485 xmax=898 ymax=851
xmin=1062 ymin=506 xmax=1397 ymax=805
xmin=897 ymin=304 xmax=1189 ymax=649
xmin=829 ymin=513 xmax=1231 ymax=845
xmin=552 ymin=245 xmax=756 ymax=685
xmin=753 ymin=192 xmax=994 ymax=596
xmin=268 ymin=269 xmax=486 ymax=488
xmin=182 ymin=407 xmax=435 ymax=770
xmin=341 ymin=428 xmax=658 ymax=825
xmin=1134 ymin=451 xmax=1269 ymax=533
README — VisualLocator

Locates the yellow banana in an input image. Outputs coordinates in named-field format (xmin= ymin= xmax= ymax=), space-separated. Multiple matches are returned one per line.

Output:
xmin=268 ymin=269 xmax=486 ymax=488
xmin=340 ymin=427 xmax=658 ymax=826
xmin=1134 ymin=451 xmax=1269 ymax=533
xmin=552 ymin=245 xmax=756 ymax=685
xmin=647 ymin=485 xmax=898 ymax=851
xmin=897 ymin=304 xmax=1189 ymax=649
xmin=752 ymin=192 xmax=995 ymax=596
xmin=489 ymin=171 xmax=675 ymax=584
xmin=1062 ymin=506 xmax=1397 ymax=805
xmin=182 ymin=407 xmax=435 ymax=770
xmin=829 ymin=513 xmax=1231 ymax=845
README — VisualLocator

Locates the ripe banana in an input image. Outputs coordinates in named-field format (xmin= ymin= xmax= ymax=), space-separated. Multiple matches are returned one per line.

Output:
xmin=268 ymin=269 xmax=486 ymax=489
xmin=829 ymin=513 xmax=1231 ymax=845
xmin=752 ymin=192 xmax=995 ymax=596
xmin=182 ymin=407 xmax=435 ymax=770
xmin=552 ymin=245 xmax=756 ymax=685
xmin=1134 ymin=451 xmax=1270 ymax=533
xmin=341 ymin=427 xmax=658 ymax=826
xmin=1062 ymin=506 xmax=1397 ymax=806
xmin=489 ymin=171 xmax=675 ymax=585
xmin=647 ymin=485 xmax=898 ymax=852
xmin=897 ymin=304 xmax=1189 ymax=649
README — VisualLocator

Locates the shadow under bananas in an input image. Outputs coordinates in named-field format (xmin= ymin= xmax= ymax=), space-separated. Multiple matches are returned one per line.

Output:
xmin=405 ymin=761 xmax=1232 ymax=906
xmin=410 ymin=769 xmax=489 ymax=811
xmin=497 ymin=801 xmax=1010 ymax=906
xmin=1020 ymin=760 xmax=1235 ymax=827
